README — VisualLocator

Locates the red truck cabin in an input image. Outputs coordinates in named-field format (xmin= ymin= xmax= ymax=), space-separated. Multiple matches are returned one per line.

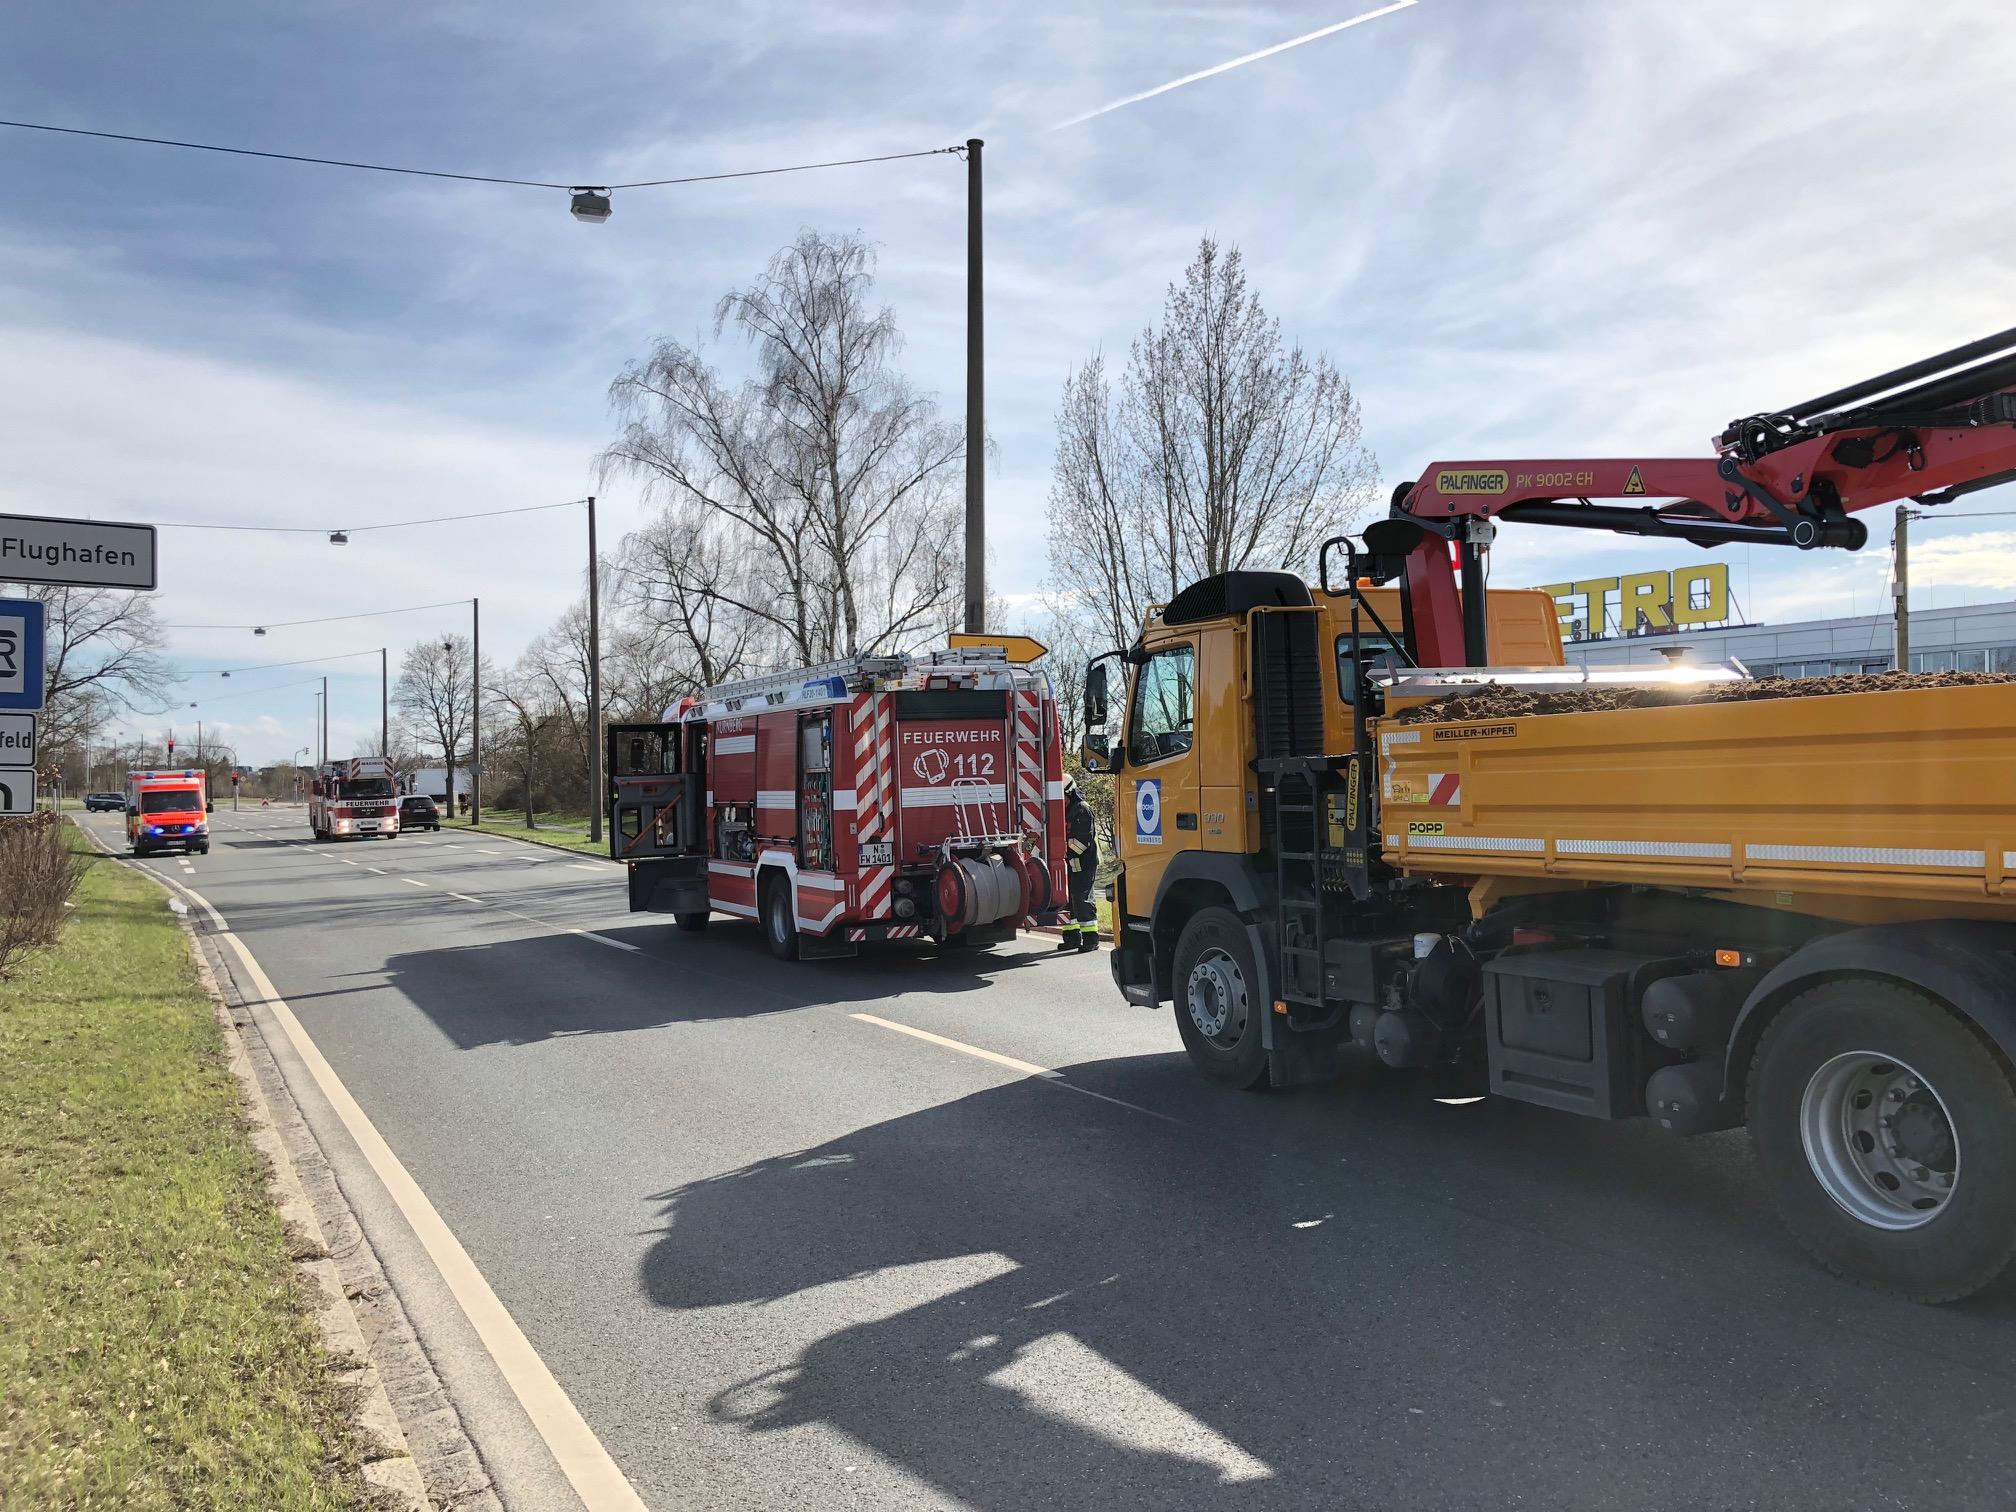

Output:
xmin=607 ymin=648 xmax=1067 ymax=960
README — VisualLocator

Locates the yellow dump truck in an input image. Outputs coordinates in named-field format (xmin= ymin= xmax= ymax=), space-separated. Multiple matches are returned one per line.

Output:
xmin=1081 ymin=330 xmax=2016 ymax=1300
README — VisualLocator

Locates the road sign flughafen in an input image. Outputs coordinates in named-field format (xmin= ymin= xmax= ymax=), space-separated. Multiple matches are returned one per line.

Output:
xmin=0 ymin=512 xmax=158 ymax=591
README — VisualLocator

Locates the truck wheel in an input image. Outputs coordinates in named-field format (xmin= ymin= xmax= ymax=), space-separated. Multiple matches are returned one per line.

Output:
xmin=762 ymin=878 xmax=799 ymax=962
xmin=1171 ymin=907 xmax=1269 ymax=1091
xmin=674 ymin=912 xmax=710 ymax=933
xmin=1750 ymin=980 xmax=2016 ymax=1302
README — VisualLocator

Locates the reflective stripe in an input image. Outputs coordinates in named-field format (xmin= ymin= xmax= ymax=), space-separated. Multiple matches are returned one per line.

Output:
xmin=1047 ymin=781 xmax=1066 ymax=800
xmin=1748 ymin=844 xmax=1985 ymax=869
xmin=713 ymin=734 xmax=756 ymax=755
xmin=1381 ymin=730 xmax=1421 ymax=747
xmin=756 ymin=789 xmax=795 ymax=809
xmin=1556 ymin=839 xmax=1733 ymax=860
xmin=831 ymin=790 xmax=856 ymax=811
xmin=900 ymin=784 xmax=1007 ymax=807
xmin=1405 ymin=834 xmax=1545 ymax=853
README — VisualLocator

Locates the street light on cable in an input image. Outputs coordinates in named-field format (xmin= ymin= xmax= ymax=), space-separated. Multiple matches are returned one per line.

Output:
xmin=570 ymin=187 xmax=612 ymax=224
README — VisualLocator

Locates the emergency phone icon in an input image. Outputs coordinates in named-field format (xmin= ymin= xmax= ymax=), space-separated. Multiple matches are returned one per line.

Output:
xmin=1135 ymin=778 xmax=1163 ymax=845
xmin=913 ymin=747 xmax=950 ymax=784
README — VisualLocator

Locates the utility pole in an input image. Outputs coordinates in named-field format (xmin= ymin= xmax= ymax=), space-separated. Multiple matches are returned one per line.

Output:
xmin=471 ymin=597 xmax=482 ymax=826
xmin=1894 ymin=505 xmax=1911 ymax=672
xmin=587 ymin=495 xmax=604 ymax=844
xmin=963 ymin=137 xmax=985 ymax=635
xmin=320 ymin=677 xmax=328 ymax=767
xmin=195 ymin=720 xmax=202 ymax=766
xmin=380 ymin=647 xmax=390 ymax=764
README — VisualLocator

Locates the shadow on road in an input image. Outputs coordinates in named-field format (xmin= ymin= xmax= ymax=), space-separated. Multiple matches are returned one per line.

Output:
xmin=375 ymin=923 xmax=1067 ymax=1050
xmin=635 ymin=1056 xmax=2016 ymax=1511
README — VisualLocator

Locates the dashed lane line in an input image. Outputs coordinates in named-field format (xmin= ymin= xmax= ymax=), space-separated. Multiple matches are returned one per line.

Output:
xmin=849 ymin=1012 xmax=1184 ymax=1125
xmin=401 ymin=878 xmax=428 ymax=888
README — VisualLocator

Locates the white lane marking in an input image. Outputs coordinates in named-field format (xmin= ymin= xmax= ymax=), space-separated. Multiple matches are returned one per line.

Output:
xmin=568 ymin=863 xmax=603 ymax=872
xmin=848 ymin=1012 xmax=1183 ymax=1125
xmin=447 ymin=892 xmax=484 ymax=904
xmin=339 ymin=859 xmax=361 ymax=867
xmin=570 ymin=928 xmax=640 ymax=953
xmin=74 ymin=827 xmax=651 ymax=1512
xmin=851 ymin=1013 xmax=1057 ymax=1078
xmin=475 ymin=848 xmax=504 ymax=855
xmin=401 ymin=878 xmax=428 ymax=888
xmin=366 ymin=867 xmax=387 ymax=875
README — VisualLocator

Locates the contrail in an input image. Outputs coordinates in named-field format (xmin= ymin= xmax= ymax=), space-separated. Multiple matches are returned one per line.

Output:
xmin=1052 ymin=0 xmax=1419 ymax=130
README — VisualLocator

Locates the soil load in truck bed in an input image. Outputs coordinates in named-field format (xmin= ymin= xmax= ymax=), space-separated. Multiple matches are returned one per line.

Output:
xmin=1390 ymin=670 xmax=2016 ymax=725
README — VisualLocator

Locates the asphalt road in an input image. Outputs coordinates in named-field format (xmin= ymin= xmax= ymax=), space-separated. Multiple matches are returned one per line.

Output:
xmin=89 ymin=807 xmax=2016 ymax=1510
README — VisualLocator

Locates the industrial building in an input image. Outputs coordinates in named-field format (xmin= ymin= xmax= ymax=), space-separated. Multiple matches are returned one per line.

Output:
xmin=1535 ymin=559 xmax=2016 ymax=677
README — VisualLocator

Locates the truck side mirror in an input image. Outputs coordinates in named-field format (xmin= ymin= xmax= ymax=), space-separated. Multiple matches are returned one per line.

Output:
xmin=1362 ymin=517 xmax=1428 ymax=585
xmin=1082 ymin=658 xmax=1119 ymax=772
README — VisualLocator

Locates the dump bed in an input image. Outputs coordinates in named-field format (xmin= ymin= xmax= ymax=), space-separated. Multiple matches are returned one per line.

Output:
xmin=1379 ymin=680 xmax=2016 ymax=915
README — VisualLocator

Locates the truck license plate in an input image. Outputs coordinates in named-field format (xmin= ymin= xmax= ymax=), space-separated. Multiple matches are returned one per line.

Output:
xmin=858 ymin=842 xmax=892 ymax=867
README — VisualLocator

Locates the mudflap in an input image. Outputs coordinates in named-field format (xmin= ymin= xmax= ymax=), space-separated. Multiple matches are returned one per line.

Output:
xmin=1268 ymin=1023 xmax=1348 ymax=1089
xmin=798 ymin=927 xmax=859 ymax=961
xmin=626 ymin=856 xmax=708 ymax=915
xmin=1112 ymin=925 xmax=1157 ymax=1006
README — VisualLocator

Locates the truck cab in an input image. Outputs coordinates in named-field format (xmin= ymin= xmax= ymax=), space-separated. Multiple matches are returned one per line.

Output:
xmin=1086 ymin=571 xmax=1562 ymax=1031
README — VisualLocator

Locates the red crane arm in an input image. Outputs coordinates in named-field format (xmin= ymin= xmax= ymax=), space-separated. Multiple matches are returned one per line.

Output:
xmin=1380 ymin=327 xmax=2016 ymax=667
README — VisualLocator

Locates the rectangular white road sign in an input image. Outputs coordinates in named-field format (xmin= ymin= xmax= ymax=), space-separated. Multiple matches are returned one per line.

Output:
xmin=0 ymin=767 xmax=33 ymax=816
xmin=0 ymin=513 xmax=157 ymax=590
xmin=0 ymin=713 xmax=35 ymax=768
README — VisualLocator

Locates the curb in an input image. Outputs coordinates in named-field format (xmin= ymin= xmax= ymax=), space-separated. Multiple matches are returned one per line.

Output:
xmin=72 ymin=818 xmax=435 ymax=1510
xmin=441 ymin=822 xmax=606 ymax=862
xmin=199 ymin=942 xmax=430 ymax=1509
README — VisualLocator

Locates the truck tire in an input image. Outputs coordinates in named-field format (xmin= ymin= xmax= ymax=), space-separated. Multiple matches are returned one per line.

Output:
xmin=762 ymin=877 xmax=800 ymax=962
xmin=1171 ymin=907 xmax=1269 ymax=1091
xmin=674 ymin=912 xmax=710 ymax=933
xmin=1749 ymin=979 xmax=2016 ymax=1302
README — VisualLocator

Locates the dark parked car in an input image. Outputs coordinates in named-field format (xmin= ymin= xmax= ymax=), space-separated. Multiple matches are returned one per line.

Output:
xmin=399 ymin=794 xmax=441 ymax=832
xmin=83 ymin=791 xmax=125 ymax=812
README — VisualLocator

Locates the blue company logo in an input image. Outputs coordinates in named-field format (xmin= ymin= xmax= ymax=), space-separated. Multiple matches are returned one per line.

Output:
xmin=1135 ymin=778 xmax=1163 ymax=845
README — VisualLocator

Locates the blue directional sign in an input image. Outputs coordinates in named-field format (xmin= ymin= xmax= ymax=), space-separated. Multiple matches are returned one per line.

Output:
xmin=0 ymin=598 xmax=47 ymax=713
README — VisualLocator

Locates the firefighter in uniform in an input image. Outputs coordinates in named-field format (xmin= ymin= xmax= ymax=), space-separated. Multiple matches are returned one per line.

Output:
xmin=1060 ymin=776 xmax=1100 ymax=953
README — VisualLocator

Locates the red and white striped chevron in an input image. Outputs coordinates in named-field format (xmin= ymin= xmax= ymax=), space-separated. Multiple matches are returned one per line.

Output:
xmin=852 ymin=692 xmax=896 ymax=918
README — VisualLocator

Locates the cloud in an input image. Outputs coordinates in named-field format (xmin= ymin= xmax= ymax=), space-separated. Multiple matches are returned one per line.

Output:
xmin=7 ymin=0 xmax=2016 ymax=762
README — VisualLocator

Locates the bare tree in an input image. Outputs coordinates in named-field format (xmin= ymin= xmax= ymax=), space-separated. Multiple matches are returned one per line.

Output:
xmin=393 ymin=636 xmax=482 ymax=814
xmin=488 ymin=672 xmax=554 ymax=829
xmin=602 ymin=230 xmax=964 ymax=668
xmin=1046 ymin=237 xmax=1380 ymax=648
xmin=0 ymin=584 xmax=174 ymax=764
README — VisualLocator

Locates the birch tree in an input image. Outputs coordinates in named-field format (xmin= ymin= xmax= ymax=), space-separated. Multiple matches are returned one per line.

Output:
xmin=1046 ymin=237 xmax=1380 ymax=648
xmin=601 ymin=230 xmax=963 ymax=668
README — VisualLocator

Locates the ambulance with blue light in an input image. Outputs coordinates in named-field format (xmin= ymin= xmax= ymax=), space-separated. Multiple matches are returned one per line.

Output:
xmin=126 ymin=769 xmax=211 ymax=857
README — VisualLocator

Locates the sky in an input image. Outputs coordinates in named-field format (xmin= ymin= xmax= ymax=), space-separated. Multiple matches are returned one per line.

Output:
xmin=4 ymin=0 xmax=2014 ymax=763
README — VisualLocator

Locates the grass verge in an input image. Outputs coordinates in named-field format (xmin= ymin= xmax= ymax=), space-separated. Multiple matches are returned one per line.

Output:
xmin=443 ymin=811 xmax=603 ymax=857
xmin=0 ymin=824 xmax=365 ymax=1509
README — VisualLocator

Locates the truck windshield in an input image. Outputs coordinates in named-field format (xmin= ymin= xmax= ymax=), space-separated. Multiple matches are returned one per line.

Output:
xmin=338 ymin=779 xmax=394 ymax=799
xmin=139 ymin=789 xmax=200 ymax=813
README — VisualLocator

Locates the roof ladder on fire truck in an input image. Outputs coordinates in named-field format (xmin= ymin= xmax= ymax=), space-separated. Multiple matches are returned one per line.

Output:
xmin=697 ymin=653 xmax=909 ymax=710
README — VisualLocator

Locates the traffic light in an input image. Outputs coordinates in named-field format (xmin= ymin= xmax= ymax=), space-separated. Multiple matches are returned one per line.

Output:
xmin=166 ymin=736 xmax=175 ymax=756
xmin=230 ymin=769 xmax=242 ymax=785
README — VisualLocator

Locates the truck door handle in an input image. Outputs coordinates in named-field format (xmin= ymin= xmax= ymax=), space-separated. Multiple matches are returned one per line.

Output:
xmin=1175 ymin=812 xmax=1198 ymax=831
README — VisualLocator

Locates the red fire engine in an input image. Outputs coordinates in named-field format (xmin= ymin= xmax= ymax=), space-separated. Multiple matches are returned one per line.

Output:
xmin=607 ymin=641 xmax=1067 ymax=958
xmin=309 ymin=756 xmax=401 ymax=841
